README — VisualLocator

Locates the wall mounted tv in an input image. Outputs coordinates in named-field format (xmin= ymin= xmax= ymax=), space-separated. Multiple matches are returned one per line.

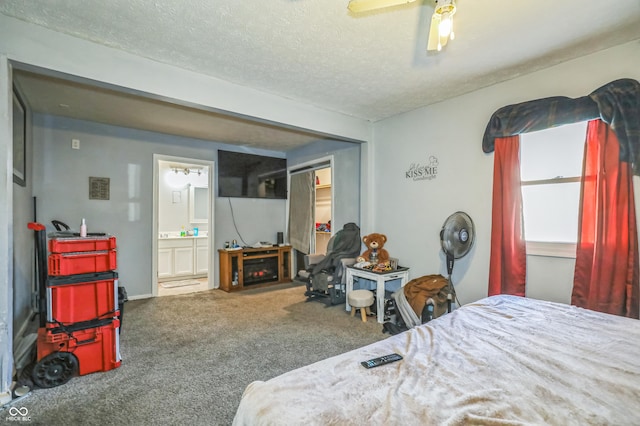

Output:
xmin=218 ymin=150 xmax=287 ymax=199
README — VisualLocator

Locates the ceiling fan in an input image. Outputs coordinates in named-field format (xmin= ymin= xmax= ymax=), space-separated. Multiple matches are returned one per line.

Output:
xmin=347 ymin=0 xmax=457 ymax=51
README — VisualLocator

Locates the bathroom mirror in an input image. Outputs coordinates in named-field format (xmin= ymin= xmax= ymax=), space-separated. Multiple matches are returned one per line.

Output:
xmin=189 ymin=186 xmax=209 ymax=223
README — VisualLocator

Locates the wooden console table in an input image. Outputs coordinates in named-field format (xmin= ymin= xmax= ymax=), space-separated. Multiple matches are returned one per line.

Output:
xmin=218 ymin=246 xmax=292 ymax=292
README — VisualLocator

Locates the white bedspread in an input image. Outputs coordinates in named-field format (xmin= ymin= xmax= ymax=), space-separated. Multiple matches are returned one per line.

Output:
xmin=233 ymin=295 xmax=640 ymax=425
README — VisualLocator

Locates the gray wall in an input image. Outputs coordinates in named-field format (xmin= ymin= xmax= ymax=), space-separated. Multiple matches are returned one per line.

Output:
xmin=12 ymin=86 xmax=34 ymax=339
xmin=32 ymin=114 xmax=287 ymax=297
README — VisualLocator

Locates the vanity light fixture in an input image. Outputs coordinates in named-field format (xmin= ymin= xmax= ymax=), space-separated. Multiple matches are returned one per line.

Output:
xmin=172 ymin=167 xmax=202 ymax=176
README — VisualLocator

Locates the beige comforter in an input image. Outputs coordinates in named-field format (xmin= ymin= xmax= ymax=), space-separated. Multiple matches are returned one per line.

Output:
xmin=233 ymin=295 xmax=640 ymax=425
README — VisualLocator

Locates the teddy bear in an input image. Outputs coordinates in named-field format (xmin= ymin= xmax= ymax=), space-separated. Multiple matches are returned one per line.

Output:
xmin=357 ymin=233 xmax=390 ymax=264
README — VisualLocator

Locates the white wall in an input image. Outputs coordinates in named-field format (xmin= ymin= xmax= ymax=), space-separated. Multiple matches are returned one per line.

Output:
xmin=371 ymin=40 xmax=640 ymax=305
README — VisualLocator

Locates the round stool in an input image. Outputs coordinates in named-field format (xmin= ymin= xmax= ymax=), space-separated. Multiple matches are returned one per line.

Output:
xmin=348 ymin=289 xmax=374 ymax=322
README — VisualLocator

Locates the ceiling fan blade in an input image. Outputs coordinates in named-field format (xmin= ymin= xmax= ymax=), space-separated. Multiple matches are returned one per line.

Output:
xmin=348 ymin=0 xmax=417 ymax=13
xmin=427 ymin=13 xmax=440 ymax=51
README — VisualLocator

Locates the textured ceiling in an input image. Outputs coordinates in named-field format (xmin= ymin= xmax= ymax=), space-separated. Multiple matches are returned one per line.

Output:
xmin=3 ymin=0 xmax=640 ymax=149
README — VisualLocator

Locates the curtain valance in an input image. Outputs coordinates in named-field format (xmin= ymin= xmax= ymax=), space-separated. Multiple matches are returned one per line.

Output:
xmin=482 ymin=78 xmax=640 ymax=174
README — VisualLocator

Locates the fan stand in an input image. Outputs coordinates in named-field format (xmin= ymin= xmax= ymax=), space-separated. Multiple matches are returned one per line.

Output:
xmin=446 ymin=253 xmax=455 ymax=313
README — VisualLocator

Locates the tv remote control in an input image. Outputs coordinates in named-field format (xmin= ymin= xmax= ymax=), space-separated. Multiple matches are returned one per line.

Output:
xmin=361 ymin=353 xmax=403 ymax=369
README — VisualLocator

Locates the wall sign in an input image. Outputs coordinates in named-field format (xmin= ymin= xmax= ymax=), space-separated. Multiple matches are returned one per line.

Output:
xmin=406 ymin=156 xmax=439 ymax=181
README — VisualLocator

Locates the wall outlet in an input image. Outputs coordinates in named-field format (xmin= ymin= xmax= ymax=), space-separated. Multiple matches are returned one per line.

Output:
xmin=71 ymin=139 xmax=80 ymax=149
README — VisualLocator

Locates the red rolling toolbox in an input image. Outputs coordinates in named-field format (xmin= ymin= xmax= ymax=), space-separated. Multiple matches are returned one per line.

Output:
xmin=27 ymin=223 xmax=123 ymax=389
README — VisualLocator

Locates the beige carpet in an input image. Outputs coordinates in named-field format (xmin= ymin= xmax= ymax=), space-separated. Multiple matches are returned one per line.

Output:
xmin=10 ymin=283 xmax=388 ymax=425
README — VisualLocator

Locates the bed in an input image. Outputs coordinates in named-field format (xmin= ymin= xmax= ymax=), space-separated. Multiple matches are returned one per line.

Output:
xmin=233 ymin=295 xmax=640 ymax=425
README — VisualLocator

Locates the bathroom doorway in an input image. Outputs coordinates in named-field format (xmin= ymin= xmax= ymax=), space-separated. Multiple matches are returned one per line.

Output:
xmin=152 ymin=154 xmax=215 ymax=297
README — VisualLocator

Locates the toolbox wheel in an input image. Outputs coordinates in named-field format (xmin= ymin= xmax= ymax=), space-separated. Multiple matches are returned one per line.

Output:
xmin=32 ymin=352 xmax=78 ymax=388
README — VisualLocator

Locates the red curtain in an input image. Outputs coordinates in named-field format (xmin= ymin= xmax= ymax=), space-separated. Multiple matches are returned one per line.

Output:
xmin=572 ymin=120 xmax=639 ymax=318
xmin=488 ymin=136 xmax=527 ymax=296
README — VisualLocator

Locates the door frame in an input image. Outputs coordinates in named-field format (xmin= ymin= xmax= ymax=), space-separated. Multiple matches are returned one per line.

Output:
xmin=287 ymin=155 xmax=334 ymax=270
xmin=152 ymin=154 xmax=215 ymax=296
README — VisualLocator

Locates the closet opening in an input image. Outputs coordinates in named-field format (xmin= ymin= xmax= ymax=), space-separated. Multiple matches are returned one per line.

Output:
xmin=287 ymin=157 xmax=334 ymax=273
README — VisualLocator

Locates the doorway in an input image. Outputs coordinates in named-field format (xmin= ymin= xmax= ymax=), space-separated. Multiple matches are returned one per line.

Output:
xmin=152 ymin=155 xmax=215 ymax=297
xmin=314 ymin=167 xmax=332 ymax=254
xmin=288 ymin=157 xmax=334 ymax=273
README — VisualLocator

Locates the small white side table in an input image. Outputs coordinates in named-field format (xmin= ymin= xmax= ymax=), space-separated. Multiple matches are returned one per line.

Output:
xmin=345 ymin=266 xmax=410 ymax=323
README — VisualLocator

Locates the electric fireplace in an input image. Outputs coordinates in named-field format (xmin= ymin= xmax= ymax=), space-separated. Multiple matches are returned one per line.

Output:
xmin=243 ymin=255 xmax=279 ymax=286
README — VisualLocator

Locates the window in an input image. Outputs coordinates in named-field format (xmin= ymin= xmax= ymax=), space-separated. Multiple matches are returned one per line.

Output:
xmin=520 ymin=121 xmax=588 ymax=257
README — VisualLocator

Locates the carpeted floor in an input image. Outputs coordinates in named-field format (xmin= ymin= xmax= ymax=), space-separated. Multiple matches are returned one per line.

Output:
xmin=8 ymin=283 xmax=388 ymax=425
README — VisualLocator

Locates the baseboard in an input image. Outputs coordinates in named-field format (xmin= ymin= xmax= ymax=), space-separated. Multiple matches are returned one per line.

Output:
xmin=0 ymin=390 xmax=11 ymax=405
xmin=159 ymin=274 xmax=206 ymax=284
xmin=127 ymin=293 xmax=153 ymax=300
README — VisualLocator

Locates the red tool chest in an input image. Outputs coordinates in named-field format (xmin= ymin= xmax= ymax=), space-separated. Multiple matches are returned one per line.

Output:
xmin=46 ymin=272 xmax=118 ymax=324
xmin=28 ymin=230 xmax=122 ymax=388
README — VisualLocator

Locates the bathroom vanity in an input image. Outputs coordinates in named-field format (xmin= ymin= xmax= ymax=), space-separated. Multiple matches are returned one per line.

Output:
xmin=158 ymin=236 xmax=209 ymax=281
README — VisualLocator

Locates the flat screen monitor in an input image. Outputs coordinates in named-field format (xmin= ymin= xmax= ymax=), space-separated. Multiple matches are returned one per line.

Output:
xmin=218 ymin=150 xmax=287 ymax=199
